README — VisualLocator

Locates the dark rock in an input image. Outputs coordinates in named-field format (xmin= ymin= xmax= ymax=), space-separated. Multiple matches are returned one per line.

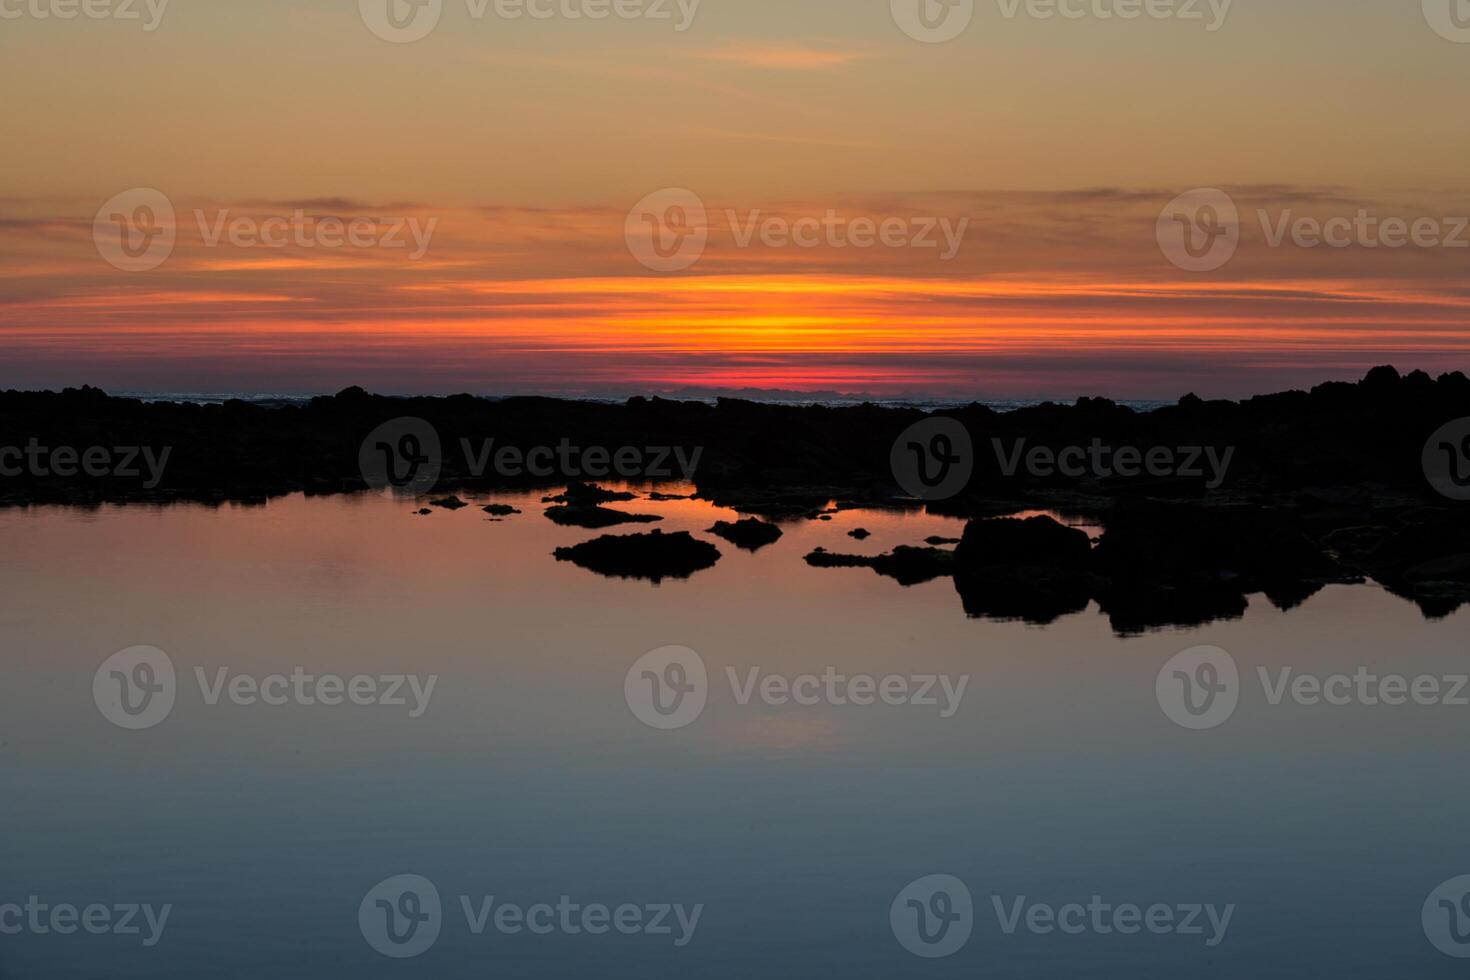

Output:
xmin=948 ymin=516 xmax=1098 ymax=625
xmin=955 ymin=515 xmax=1091 ymax=567
xmin=544 ymin=505 xmax=662 ymax=529
xmin=1326 ymin=509 xmax=1470 ymax=617
xmin=926 ymin=536 xmax=962 ymax=546
xmin=953 ymin=566 xmax=1097 ymax=626
xmin=553 ymin=530 xmax=721 ymax=582
xmin=5 ymin=365 xmax=1469 ymax=632
xmin=848 ymin=528 xmax=871 ymax=540
xmin=482 ymin=503 xmax=520 ymax=516
xmin=429 ymin=495 xmax=468 ymax=510
xmin=707 ymin=518 xmax=783 ymax=551
xmin=416 ymin=508 xmax=432 ymax=516
xmin=542 ymin=482 xmax=636 ymax=505
xmin=804 ymin=546 xmax=954 ymax=585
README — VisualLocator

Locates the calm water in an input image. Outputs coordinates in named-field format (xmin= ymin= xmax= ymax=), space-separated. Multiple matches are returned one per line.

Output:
xmin=1 ymin=488 xmax=1467 ymax=978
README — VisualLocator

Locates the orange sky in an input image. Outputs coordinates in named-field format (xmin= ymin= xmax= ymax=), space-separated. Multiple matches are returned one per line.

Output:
xmin=2 ymin=1 xmax=1468 ymax=398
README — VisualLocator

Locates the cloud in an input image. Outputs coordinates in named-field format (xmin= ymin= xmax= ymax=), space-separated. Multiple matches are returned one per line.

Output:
xmin=691 ymin=44 xmax=868 ymax=70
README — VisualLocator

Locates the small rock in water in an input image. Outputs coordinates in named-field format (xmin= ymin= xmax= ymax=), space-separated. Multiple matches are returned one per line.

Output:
xmin=707 ymin=518 xmax=783 ymax=551
xmin=544 ymin=505 xmax=663 ymax=529
xmin=482 ymin=503 xmax=520 ymax=516
xmin=553 ymin=530 xmax=721 ymax=583
xmin=543 ymin=482 xmax=636 ymax=505
xmin=429 ymin=496 xmax=469 ymax=510
xmin=848 ymin=528 xmax=871 ymax=540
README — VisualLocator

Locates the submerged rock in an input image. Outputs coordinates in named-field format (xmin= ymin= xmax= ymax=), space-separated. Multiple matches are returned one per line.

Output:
xmin=707 ymin=518 xmax=783 ymax=551
xmin=482 ymin=503 xmax=520 ymax=516
xmin=804 ymin=546 xmax=954 ymax=585
xmin=553 ymin=530 xmax=721 ymax=582
xmin=848 ymin=528 xmax=871 ymax=540
xmin=429 ymin=495 xmax=469 ymax=510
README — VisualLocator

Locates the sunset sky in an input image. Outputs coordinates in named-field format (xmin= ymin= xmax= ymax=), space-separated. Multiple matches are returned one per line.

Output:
xmin=2 ymin=0 xmax=1468 ymax=399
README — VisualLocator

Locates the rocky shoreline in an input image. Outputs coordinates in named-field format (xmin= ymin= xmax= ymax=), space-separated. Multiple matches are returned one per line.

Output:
xmin=1 ymin=366 xmax=1467 ymax=631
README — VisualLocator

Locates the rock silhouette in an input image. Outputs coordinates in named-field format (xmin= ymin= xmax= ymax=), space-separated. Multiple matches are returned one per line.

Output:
xmin=2 ymin=366 xmax=1467 ymax=629
xmin=552 ymin=530 xmax=721 ymax=582
xmin=544 ymin=505 xmax=663 ymax=529
xmin=707 ymin=518 xmax=783 ymax=551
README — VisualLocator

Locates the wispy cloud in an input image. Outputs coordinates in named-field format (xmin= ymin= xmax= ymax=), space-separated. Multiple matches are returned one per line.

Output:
xmin=691 ymin=44 xmax=869 ymax=71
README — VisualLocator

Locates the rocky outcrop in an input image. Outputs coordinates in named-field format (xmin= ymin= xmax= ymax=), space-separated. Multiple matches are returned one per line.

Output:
xmin=552 ymin=530 xmax=721 ymax=582
xmin=4 ymin=367 xmax=1469 ymax=630
xmin=543 ymin=482 xmax=637 ymax=505
xmin=804 ymin=546 xmax=955 ymax=585
xmin=544 ymin=505 xmax=662 ymax=529
xmin=707 ymin=518 xmax=783 ymax=551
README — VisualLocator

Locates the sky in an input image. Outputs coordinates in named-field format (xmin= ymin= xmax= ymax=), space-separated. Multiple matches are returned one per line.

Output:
xmin=1 ymin=0 xmax=1468 ymax=399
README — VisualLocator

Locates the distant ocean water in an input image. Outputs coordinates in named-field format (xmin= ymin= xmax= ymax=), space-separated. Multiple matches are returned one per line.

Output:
xmin=120 ymin=392 xmax=1176 ymax=414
